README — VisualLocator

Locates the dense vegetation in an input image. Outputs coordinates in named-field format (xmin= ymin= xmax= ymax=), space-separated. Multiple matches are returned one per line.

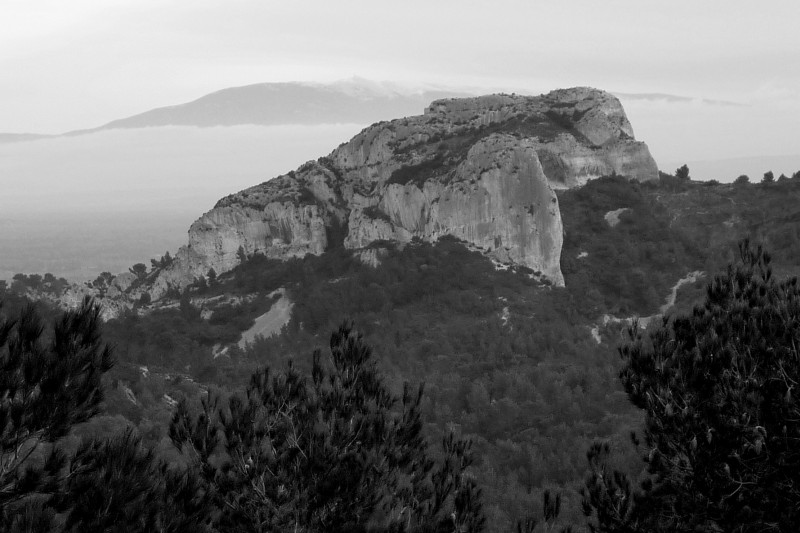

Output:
xmin=6 ymin=241 xmax=800 ymax=531
xmin=87 ymin=238 xmax=639 ymax=527
xmin=559 ymin=175 xmax=705 ymax=315
xmin=5 ymin=174 xmax=800 ymax=530
xmin=171 ymin=323 xmax=485 ymax=532
xmin=583 ymin=242 xmax=800 ymax=532
xmin=0 ymin=302 xmax=483 ymax=532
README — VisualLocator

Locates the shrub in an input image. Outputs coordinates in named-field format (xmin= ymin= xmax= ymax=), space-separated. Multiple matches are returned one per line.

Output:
xmin=675 ymin=164 xmax=690 ymax=180
xmin=583 ymin=242 xmax=800 ymax=532
xmin=170 ymin=323 xmax=486 ymax=532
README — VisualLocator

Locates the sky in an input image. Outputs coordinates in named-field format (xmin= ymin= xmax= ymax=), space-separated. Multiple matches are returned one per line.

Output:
xmin=2 ymin=0 xmax=800 ymax=134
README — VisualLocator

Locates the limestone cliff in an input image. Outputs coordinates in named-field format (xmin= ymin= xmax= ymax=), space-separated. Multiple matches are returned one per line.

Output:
xmin=152 ymin=87 xmax=657 ymax=297
xmin=343 ymin=134 xmax=562 ymax=282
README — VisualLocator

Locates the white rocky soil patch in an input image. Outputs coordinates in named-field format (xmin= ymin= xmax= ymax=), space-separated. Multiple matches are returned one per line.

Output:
xmin=604 ymin=208 xmax=630 ymax=227
xmin=659 ymin=270 xmax=703 ymax=314
xmin=237 ymin=289 xmax=294 ymax=349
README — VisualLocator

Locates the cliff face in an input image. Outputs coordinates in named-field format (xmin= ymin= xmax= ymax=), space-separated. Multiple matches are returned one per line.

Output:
xmin=343 ymin=134 xmax=563 ymax=283
xmin=152 ymin=87 xmax=658 ymax=297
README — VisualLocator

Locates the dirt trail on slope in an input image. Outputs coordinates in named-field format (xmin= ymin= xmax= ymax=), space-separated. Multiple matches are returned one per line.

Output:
xmin=659 ymin=270 xmax=704 ymax=314
xmin=594 ymin=271 xmax=705 ymax=344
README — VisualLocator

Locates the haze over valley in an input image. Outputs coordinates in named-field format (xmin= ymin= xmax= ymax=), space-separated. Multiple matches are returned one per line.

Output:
xmin=0 ymin=121 xmax=365 ymax=278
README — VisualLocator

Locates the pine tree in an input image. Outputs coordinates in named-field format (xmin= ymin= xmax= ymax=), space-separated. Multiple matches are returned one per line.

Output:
xmin=54 ymin=429 xmax=212 ymax=532
xmin=0 ymin=297 xmax=113 ymax=527
xmin=582 ymin=241 xmax=800 ymax=532
xmin=129 ymin=263 xmax=148 ymax=280
xmin=170 ymin=323 xmax=486 ymax=532
xmin=236 ymin=245 xmax=248 ymax=264
xmin=0 ymin=298 xmax=212 ymax=532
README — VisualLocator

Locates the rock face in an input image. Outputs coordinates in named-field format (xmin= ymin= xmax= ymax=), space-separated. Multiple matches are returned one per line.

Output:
xmin=153 ymin=87 xmax=657 ymax=297
xmin=343 ymin=134 xmax=563 ymax=282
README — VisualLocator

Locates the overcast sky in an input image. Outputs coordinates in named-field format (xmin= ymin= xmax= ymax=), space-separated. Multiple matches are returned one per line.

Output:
xmin=3 ymin=0 xmax=800 ymax=133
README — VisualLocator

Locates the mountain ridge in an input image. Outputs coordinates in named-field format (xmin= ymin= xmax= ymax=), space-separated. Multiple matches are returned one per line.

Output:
xmin=0 ymin=79 xmax=470 ymax=142
xmin=143 ymin=87 xmax=657 ymax=300
xmin=92 ymin=82 xmax=469 ymax=130
xmin=0 ymin=78 xmax=741 ymax=143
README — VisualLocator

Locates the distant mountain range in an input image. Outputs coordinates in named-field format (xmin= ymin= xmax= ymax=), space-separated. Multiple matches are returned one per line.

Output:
xmin=0 ymin=78 xmax=746 ymax=144
xmin=0 ymin=79 xmax=470 ymax=142
xmin=94 ymin=80 xmax=468 ymax=130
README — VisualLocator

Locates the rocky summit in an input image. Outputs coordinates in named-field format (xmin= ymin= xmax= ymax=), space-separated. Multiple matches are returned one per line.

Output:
xmin=152 ymin=87 xmax=657 ymax=297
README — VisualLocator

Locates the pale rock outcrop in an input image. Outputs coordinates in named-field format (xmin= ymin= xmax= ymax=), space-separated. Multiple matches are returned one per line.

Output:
xmin=604 ymin=208 xmax=631 ymax=227
xmin=356 ymin=248 xmax=388 ymax=268
xmin=420 ymin=88 xmax=657 ymax=188
xmin=343 ymin=134 xmax=563 ymax=282
xmin=30 ymin=282 xmax=132 ymax=321
xmin=147 ymin=87 xmax=657 ymax=297
xmin=187 ymin=202 xmax=328 ymax=274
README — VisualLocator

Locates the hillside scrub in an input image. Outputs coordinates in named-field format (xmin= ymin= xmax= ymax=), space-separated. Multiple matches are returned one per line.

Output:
xmin=74 ymin=237 xmax=639 ymax=529
xmin=1 ymin=298 xmax=486 ymax=531
xmin=9 ymin=175 xmax=800 ymax=531
xmin=72 ymin=175 xmax=800 ymax=530
xmin=171 ymin=323 xmax=486 ymax=532
xmin=559 ymin=175 xmax=705 ymax=316
xmin=583 ymin=242 xmax=800 ymax=532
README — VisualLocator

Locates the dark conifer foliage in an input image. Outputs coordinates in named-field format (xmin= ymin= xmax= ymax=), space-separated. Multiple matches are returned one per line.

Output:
xmin=170 ymin=323 xmax=486 ymax=532
xmin=0 ymin=297 xmax=113 ymax=525
xmin=54 ymin=428 xmax=212 ymax=533
xmin=0 ymin=298 xmax=212 ymax=532
xmin=516 ymin=490 xmax=574 ymax=533
xmin=583 ymin=241 xmax=800 ymax=532
xmin=581 ymin=442 xmax=638 ymax=533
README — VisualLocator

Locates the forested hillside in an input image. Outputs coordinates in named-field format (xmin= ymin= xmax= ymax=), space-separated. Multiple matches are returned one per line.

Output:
xmin=4 ymin=174 xmax=800 ymax=530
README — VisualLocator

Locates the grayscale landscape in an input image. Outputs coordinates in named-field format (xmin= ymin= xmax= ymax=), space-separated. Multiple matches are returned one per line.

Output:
xmin=2 ymin=2 xmax=800 ymax=532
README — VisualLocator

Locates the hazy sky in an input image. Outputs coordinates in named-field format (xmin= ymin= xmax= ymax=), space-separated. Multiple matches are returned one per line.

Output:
xmin=3 ymin=0 xmax=800 ymax=133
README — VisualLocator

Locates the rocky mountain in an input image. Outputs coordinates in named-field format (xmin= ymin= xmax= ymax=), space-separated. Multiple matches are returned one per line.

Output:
xmin=145 ymin=87 xmax=656 ymax=298
xmin=16 ymin=87 xmax=657 ymax=315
